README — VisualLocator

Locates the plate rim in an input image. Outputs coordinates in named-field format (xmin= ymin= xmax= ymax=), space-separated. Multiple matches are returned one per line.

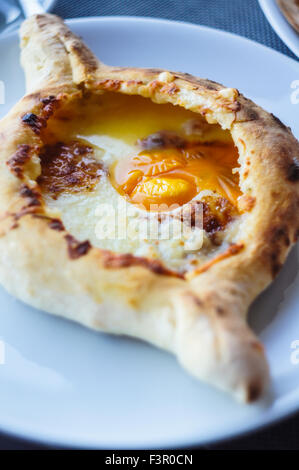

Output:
xmin=259 ymin=0 xmax=299 ymax=58
xmin=0 ymin=15 xmax=299 ymax=449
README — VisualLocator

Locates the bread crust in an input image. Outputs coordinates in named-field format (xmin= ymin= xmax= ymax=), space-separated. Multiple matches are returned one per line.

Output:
xmin=1 ymin=14 xmax=299 ymax=401
xmin=277 ymin=0 xmax=299 ymax=33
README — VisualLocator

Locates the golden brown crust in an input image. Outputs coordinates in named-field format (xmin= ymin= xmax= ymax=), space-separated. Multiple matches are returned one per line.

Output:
xmin=0 ymin=13 xmax=299 ymax=401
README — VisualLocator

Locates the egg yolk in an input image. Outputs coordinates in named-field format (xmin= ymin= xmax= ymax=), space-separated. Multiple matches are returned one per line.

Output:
xmin=112 ymin=142 xmax=241 ymax=211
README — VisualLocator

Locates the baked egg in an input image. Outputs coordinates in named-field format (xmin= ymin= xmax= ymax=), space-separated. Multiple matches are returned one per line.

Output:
xmin=38 ymin=92 xmax=241 ymax=272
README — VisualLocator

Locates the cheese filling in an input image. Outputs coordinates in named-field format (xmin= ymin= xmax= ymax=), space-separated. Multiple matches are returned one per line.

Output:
xmin=38 ymin=91 xmax=241 ymax=271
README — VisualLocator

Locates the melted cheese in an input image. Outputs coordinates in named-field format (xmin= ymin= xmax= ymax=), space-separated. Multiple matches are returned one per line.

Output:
xmin=41 ymin=92 xmax=241 ymax=272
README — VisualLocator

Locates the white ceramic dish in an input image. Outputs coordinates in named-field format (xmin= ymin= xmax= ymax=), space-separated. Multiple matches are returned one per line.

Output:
xmin=0 ymin=16 xmax=299 ymax=449
xmin=259 ymin=0 xmax=299 ymax=58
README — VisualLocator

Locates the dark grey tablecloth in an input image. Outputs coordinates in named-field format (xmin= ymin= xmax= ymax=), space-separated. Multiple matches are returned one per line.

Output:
xmin=1 ymin=0 xmax=298 ymax=450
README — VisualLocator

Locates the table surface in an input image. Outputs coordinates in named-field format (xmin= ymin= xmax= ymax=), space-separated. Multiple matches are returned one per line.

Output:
xmin=1 ymin=0 xmax=299 ymax=450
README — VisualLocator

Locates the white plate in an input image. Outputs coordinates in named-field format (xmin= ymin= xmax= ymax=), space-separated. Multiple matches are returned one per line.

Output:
xmin=0 ymin=16 xmax=299 ymax=449
xmin=259 ymin=0 xmax=299 ymax=58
